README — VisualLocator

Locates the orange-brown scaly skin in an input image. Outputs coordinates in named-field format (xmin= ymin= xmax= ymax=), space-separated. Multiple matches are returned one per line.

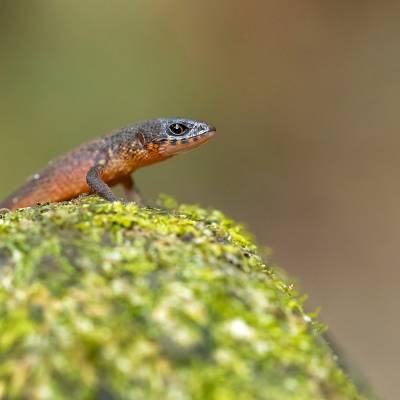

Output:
xmin=0 ymin=118 xmax=216 ymax=210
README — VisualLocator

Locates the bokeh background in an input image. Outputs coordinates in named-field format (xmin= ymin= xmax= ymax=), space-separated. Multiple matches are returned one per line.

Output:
xmin=0 ymin=1 xmax=398 ymax=398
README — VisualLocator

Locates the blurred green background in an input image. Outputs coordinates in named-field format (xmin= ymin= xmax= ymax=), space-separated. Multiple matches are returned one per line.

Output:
xmin=1 ymin=1 xmax=399 ymax=397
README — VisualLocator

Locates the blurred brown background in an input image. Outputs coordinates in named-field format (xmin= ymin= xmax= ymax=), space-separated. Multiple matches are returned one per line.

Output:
xmin=0 ymin=1 xmax=398 ymax=398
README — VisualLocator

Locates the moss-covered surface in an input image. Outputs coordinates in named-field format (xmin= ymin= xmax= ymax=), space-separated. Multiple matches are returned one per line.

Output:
xmin=0 ymin=196 xmax=365 ymax=399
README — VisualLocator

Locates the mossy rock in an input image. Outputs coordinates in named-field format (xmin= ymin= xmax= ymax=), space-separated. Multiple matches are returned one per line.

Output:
xmin=0 ymin=196 xmax=365 ymax=399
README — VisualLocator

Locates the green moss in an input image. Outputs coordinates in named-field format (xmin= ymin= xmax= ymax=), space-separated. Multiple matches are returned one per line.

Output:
xmin=0 ymin=196 xmax=366 ymax=399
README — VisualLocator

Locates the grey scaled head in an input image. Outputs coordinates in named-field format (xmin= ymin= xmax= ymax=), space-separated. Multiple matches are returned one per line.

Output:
xmin=147 ymin=117 xmax=216 ymax=157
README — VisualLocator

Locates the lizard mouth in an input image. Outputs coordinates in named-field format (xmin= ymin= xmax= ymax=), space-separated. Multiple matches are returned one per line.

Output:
xmin=162 ymin=129 xmax=216 ymax=156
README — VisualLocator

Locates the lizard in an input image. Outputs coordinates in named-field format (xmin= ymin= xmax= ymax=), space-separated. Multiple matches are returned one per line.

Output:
xmin=0 ymin=118 xmax=216 ymax=210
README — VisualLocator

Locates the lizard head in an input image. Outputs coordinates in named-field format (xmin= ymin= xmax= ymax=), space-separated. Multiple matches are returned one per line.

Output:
xmin=136 ymin=118 xmax=216 ymax=159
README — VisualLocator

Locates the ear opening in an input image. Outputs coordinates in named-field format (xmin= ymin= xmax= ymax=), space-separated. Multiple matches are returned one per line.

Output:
xmin=137 ymin=132 xmax=146 ymax=148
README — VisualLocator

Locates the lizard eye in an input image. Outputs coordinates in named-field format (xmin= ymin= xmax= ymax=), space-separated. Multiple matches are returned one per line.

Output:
xmin=169 ymin=123 xmax=189 ymax=136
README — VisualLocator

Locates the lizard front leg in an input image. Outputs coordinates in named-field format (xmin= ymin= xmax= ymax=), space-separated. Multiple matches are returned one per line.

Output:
xmin=119 ymin=175 xmax=144 ymax=204
xmin=86 ymin=165 xmax=119 ymax=202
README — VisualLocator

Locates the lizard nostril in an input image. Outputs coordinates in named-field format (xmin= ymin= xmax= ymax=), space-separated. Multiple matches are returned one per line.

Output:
xmin=207 ymin=125 xmax=216 ymax=133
